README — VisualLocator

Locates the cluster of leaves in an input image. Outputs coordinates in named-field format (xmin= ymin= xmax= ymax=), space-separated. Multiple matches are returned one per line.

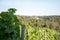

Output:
xmin=0 ymin=8 xmax=20 ymax=40
xmin=23 ymin=26 xmax=58 ymax=40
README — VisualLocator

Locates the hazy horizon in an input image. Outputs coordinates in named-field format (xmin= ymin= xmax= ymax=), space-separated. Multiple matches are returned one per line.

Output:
xmin=0 ymin=0 xmax=60 ymax=16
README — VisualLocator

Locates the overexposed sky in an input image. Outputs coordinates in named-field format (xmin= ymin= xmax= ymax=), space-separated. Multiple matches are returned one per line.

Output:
xmin=0 ymin=0 xmax=60 ymax=16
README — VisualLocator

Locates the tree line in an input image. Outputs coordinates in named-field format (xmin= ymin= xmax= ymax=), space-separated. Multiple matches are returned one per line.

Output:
xmin=17 ymin=15 xmax=60 ymax=31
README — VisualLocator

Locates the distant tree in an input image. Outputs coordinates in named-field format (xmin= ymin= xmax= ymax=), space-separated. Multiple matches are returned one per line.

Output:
xmin=0 ymin=8 xmax=20 ymax=40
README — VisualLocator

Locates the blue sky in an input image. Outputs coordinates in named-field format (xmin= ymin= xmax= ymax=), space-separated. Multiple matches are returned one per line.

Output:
xmin=0 ymin=0 xmax=60 ymax=16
